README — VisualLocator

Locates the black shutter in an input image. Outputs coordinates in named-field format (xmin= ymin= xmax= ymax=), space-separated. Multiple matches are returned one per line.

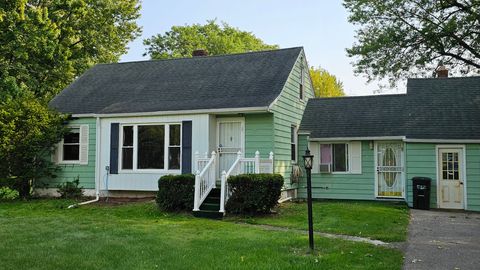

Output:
xmin=110 ymin=123 xmax=119 ymax=174
xmin=181 ymin=121 xmax=192 ymax=174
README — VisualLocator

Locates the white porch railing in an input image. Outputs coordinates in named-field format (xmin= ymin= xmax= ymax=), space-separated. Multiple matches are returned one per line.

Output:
xmin=193 ymin=151 xmax=217 ymax=211
xmin=219 ymin=151 xmax=274 ymax=213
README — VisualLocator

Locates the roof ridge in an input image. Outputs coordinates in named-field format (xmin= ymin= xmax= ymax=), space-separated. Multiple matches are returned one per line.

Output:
xmin=408 ymin=76 xmax=480 ymax=81
xmin=99 ymin=47 xmax=304 ymax=66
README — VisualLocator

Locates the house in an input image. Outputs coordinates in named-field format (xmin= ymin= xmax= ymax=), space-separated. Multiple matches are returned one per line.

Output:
xmin=298 ymin=76 xmax=480 ymax=211
xmin=41 ymin=47 xmax=315 ymax=211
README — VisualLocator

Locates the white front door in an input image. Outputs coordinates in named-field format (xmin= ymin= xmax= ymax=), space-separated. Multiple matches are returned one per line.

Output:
xmin=217 ymin=119 xmax=244 ymax=175
xmin=376 ymin=142 xmax=404 ymax=198
xmin=438 ymin=148 xmax=464 ymax=209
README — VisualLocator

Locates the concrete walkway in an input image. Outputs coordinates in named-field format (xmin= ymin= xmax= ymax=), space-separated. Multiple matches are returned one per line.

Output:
xmin=404 ymin=209 xmax=480 ymax=270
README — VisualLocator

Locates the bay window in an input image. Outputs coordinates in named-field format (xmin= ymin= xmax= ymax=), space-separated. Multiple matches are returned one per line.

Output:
xmin=120 ymin=123 xmax=181 ymax=171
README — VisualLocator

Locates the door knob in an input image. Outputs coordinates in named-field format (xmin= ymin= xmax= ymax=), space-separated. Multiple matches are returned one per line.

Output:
xmin=460 ymin=182 xmax=464 ymax=185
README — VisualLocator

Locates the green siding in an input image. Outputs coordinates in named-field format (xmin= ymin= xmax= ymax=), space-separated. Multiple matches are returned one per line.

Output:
xmin=466 ymin=144 xmax=480 ymax=211
xmin=401 ymin=143 xmax=480 ymax=211
xmin=297 ymin=136 xmax=376 ymax=200
xmin=270 ymin=50 xmax=314 ymax=187
xmin=42 ymin=118 xmax=96 ymax=189
xmin=405 ymin=143 xmax=437 ymax=208
xmin=245 ymin=113 xmax=274 ymax=158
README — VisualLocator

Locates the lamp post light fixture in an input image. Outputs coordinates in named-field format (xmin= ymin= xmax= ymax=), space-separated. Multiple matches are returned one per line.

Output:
xmin=302 ymin=147 xmax=314 ymax=251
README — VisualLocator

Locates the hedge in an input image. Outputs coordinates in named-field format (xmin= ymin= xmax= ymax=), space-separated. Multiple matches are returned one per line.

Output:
xmin=156 ymin=174 xmax=195 ymax=212
xmin=226 ymin=173 xmax=284 ymax=215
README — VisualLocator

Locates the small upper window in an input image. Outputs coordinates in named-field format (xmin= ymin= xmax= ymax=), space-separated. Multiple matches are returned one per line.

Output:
xmin=299 ymin=65 xmax=304 ymax=100
xmin=62 ymin=128 xmax=80 ymax=161
xmin=291 ymin=125 xmax=297 ymax=162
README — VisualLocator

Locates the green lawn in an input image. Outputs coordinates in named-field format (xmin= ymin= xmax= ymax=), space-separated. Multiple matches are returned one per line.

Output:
xmin=227 ymin=201 xmax=409 ymax=242
xmin=0 ymin=200 xmax=403 ymax=270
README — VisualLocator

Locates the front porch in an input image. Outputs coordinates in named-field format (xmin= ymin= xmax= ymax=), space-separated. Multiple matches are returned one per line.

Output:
xmin=192 ymin=150 xmax=274 ymax=218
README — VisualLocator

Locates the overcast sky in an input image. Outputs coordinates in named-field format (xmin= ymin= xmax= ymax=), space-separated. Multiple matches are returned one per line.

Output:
xmin=120 ymin=0 xmax=404 ymax=96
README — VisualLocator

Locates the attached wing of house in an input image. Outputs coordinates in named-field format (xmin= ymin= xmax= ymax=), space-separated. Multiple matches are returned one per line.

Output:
xmin=299 ymin=76 xmax=480 ymax=211
xmin=43 ymin=47 xmax=315 ymax=214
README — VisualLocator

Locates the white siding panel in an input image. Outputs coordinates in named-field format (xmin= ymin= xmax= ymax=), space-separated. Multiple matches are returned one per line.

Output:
xmin=99 ymin=114 xmax=211 ymax=191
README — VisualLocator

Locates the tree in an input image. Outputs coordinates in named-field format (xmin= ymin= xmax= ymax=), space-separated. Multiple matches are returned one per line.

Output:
xmin=0 ymin=0 xmax=141 ymax=99
xmin=343 ymin=0 xmax=480 ymax=84
xmin=143 ymin=20 xmax=279 ymax=59
xmin=0 ymin=94 xmax=68 ymax=198
xmin=310 ymin=67 xmax=345 ymax=97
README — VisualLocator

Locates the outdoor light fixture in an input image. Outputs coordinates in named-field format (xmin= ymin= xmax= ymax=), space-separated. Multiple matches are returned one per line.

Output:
xmin=302 ymin=148 xmax=315 ymax=251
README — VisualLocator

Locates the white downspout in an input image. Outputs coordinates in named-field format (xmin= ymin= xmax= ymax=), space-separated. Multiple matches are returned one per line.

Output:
xmin=68 ymin=116 xmax=102 ymax=208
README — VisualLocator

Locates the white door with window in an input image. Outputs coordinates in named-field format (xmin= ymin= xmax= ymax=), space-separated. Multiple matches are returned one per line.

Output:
xmin=438 ymin=148 xmax=464 ymax=209
xmin=217 ymin=119 xmax=244 ymax=175
xmin=376 ymin=142 xmax=404 ymax=198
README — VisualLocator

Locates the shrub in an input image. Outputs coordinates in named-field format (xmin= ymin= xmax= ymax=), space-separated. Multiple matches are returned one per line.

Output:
xmin=0 ymin=187 xmax=19 ymax=201
xmin=156 ymin=174 xmax=195 ymax=212
xmin=226 ymin=173 xmax=284 ymax=215
xmin=57 ymin=177 xmax=84 ymax=199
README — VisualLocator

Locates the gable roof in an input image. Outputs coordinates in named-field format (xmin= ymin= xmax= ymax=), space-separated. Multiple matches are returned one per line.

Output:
xmin=50 ymin=47 xmax=303 ymax=115
xmin=300 ymin=76 xmax=480 ymax=140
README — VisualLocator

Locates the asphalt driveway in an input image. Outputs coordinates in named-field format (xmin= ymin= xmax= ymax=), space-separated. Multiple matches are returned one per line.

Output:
xmin=404 ymin=209 xmax=480 ymax=270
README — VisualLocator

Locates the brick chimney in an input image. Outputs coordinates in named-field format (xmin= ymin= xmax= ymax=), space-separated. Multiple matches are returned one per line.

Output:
xmin=192 ymin=49 xmax=208 ymax=57
xmin=436 ymin=65 xmax=448 ymax=78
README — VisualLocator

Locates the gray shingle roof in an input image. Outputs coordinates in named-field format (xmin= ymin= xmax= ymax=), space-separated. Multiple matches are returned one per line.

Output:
xmin=50 ymin=47 xmax=303 ymax=114
xmin=300 ymin=76 xmax=480 ymax=140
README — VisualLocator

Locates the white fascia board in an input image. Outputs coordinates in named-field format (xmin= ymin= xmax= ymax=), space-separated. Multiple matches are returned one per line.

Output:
xmin=405 ymin=138 xmax=480 ymax=143
xmin=308 ymin=136 xmax=406 ymax=142
xmin=71 ymin=106 xmax=269 ymax=118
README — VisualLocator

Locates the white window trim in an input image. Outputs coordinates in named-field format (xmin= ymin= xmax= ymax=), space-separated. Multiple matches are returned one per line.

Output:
xmin=119 ymin=122 xmax=182 ymax=173
xmin=291 ymin=125 xmax=298 ymax=163
xmin=59 ymin=126 xmax=81 ymax=165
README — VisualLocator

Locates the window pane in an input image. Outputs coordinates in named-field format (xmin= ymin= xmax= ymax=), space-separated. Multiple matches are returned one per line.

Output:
xmin=138 ymin=125 xmax=165 ymax=169
xmin=169 ymin=124 xmax=181 ymax=146
xmin=291 ymin=126 xmax=295 ymax=143
xmin=169 ymin=147 xmax=181 ymax=169
xmin=333 ymin=144 xmax=347 ymax=172
xmin=123 ymin=126 xmax=133 ymax=146
xmin=64 ymin=129 xmax=80 ymax=143
xmin=63 ymin=145 xmax=79 ymax=161
xmin=320 ymin=144 xmax=332 ymax=163
xmin=122 ymin=148 xmax=133 ymax=170
xmin=291 ymin=144 xmax=296 ymax=161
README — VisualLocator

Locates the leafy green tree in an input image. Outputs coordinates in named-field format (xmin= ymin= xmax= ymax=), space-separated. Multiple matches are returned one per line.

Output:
xmin=0 ymin=0 xmax=141 ymax=99
xmin=0 ymin=95 xmax=68 ymax=198
xmin=343 ymin=0 xmax=480 ymax=84
xmin=310 ymin=67 xmax=345 ymax=97
xmin=143 ymin=20 xmax=279 ymax=59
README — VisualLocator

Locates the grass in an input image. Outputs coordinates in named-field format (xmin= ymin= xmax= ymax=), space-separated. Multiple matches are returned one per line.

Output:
xmin=0 ymin=199 xmax=404 ymax=270
xmin=226 ymin=200 xmax=410 ymax=242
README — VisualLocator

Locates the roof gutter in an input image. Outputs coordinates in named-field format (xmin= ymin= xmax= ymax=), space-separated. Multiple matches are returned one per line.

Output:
xmin=307 ymin=136 xmax=480 ymax=143
xmin=71 ymin=106 xmax=269 ymax=118
xmin=308 ymin=136 xmax=407 ymax=142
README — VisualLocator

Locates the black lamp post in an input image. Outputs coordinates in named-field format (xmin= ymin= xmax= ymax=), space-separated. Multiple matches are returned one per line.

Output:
xmin=302 ymin=148 xmax=314 ymax=251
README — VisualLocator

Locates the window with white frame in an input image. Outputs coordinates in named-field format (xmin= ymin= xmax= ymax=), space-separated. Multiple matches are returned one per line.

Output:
xmin=314 ymin=142 xmax=362 ymax=174
xmin=299 ymin=63 xmax=304 ymax=100
xmin=320 ymin=143 xmax=349 ymax=172
xmin=291 ymin=125 xmax=297 ymax=162
xmin=56 ymin=125 xmax=89 ymax=165
xmin=120 ymin=123 xmax=181 ymax=171
xmin=62 ymin=128 xmax=80 ymax=161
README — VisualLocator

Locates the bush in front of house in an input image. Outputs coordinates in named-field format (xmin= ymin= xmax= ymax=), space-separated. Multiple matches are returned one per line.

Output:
xmin=0 ymin=187 xmax=19 ymax=201
xmin=57 ymin=177 xmax=84 ymax=199
xmin=226 ymin=173 xmax=284 ymax=215
xmin=156 ymin=174 xmax=195 ymax=212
